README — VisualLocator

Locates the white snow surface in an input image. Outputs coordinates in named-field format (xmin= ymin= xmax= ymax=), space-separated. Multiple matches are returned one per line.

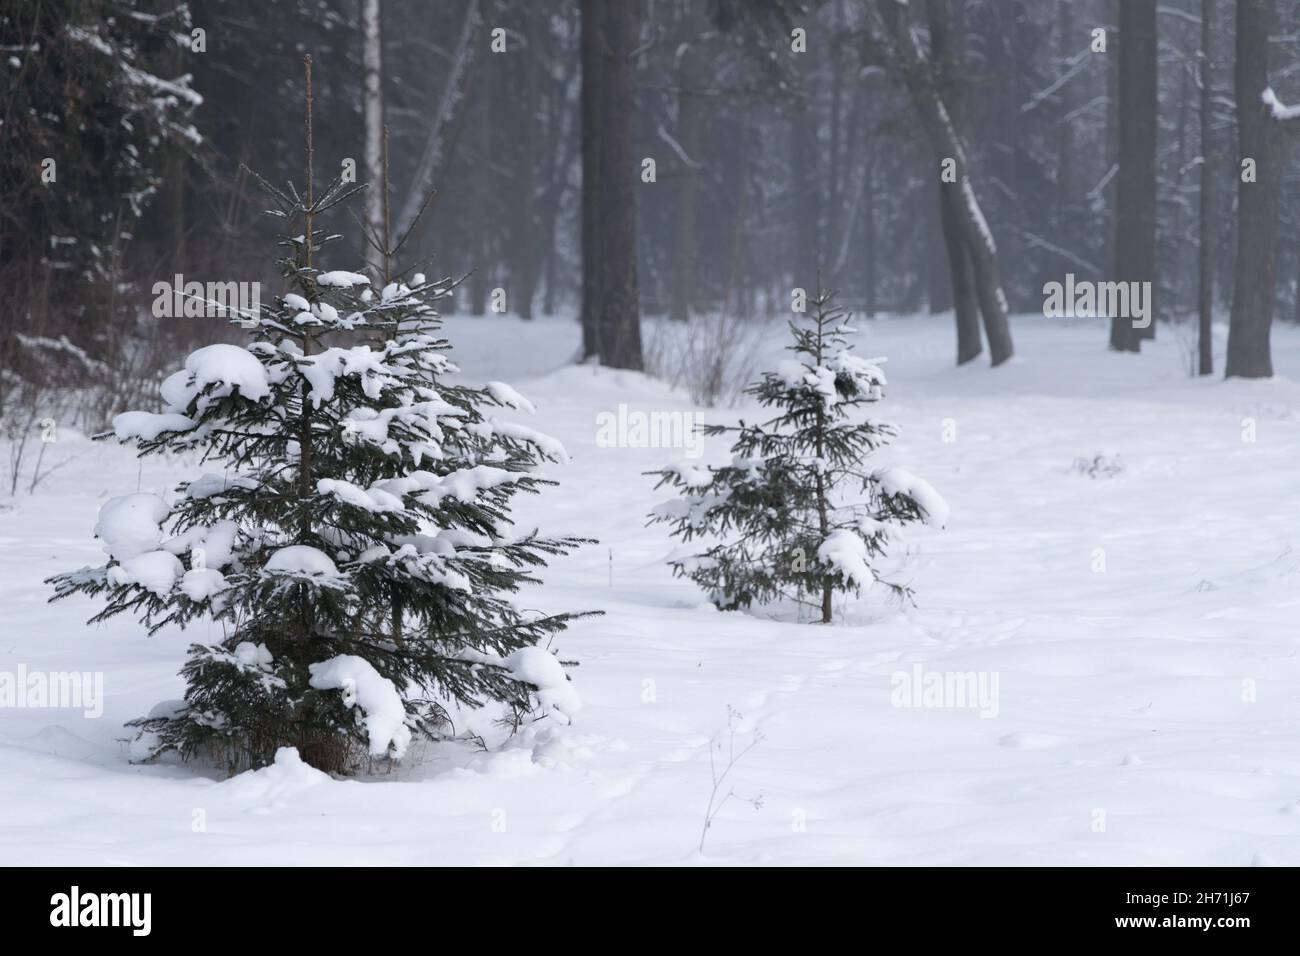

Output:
xmin=7 ymin=311 xmax=1300 ymax=865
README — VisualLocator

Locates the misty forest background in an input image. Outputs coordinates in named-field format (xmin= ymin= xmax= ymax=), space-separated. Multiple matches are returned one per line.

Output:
xmin=4 ymin=0 xmax=1300 ymax=442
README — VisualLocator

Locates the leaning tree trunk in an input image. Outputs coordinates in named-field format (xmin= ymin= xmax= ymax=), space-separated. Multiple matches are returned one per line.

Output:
xmin=877 ymin=0 xmax=1013 ymax=366
xmin=594 ymin=0 xmax=643 ymax=369
xmin=1197 ymin=0 xmax=1216 ymax=375
xmin=927 ymin=0 xmax=982 ymax=365
xmin=394 ymin=0 xmax=482 ymax=238
xmin=1226 ymin=0 xmax=1281 ymax=378
xmin=1112 ymin=0 xmax=1157 ymax=351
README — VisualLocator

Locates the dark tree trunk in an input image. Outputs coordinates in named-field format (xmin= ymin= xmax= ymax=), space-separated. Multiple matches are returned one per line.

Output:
xmin=509 ymin=3 xmax=540 ymax=320
xmin=1226 ymin=0 xmax=1281 ymax=378
xmin=594 ymin=0 xmax=643 ymax=369
xmin=828 ymin=1 xmax=846 ymax=277
xmin=789 ymin=104 xmax=821 ymax=294
xmin=579 ymin=0 xmax=603 ymax=358
xmin=927 ymin=190 xmax=951 ymax=314
xmin=538 ymin=42 xmax=579 ymax=319
xmin=941 ymin=192 xmax=982 ymax=364
xmin=361 ymin=0 xmax=384 ymax=276
xmin=1055 ymin=1 xmax=1074 ymax=208
xmin=862 ymin=152 xmax=877 ymax=319
xmin=165 ymin=39 xmax=188 ymax=275
xmin=1112 ymin=0 xmax=1157 ymax=351
xmin=725 ymin=123 xmax=755 ymax=317
xmin=1294 ymin=251 xmax=1300 ymax=326
xmin=668 ymin=0 xmax=708 ymax=322
xmin=1197 ymin=0 xmax=1216 ymax=375
xmin=542 ymin=240 xmax=557 ymax=315
xmin=1104 ymin=6 xmax=1119 ymax=275
xmin=927 ymin=0 xmax=981 ymax=364
xmin=469 ymin=58 xmax=493 ymax=317
xmin=1173 ymin=26 xmax=1192 ymax=318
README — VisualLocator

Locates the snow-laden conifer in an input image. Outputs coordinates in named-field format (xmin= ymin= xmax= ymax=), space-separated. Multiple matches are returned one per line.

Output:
xmin=648 ymin=287 xmax=946 ymax=623
xmin=49 ymin=160 xmax=591 ymax=774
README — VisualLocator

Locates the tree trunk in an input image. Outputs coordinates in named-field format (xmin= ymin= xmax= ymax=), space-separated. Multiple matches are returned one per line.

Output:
xmin=1055 ymin=1 xmax=1074 ymax=210
xmin=1103 ymin=6 xmax=1119 ymax=274
xmin=510 ymin=3 xmax=540 ymax=320
xmin=361 ymin=0 xmax=384 ymax=275
xmin=927 ymin=0 xmax=981 ymax=364
xmin=668 ymin=0 xmax=708 ymax=322
xmin=1112 ymin=0 xmax=1157 ymax=351
xmin=1197 ymin=0 xmax=1216 ymax=375
xmin=1294 ymin=251 xmax=1300 ymax=326
xmin=1172 ymin=26 xmax=1192 ymax=318
xmin=789 ymin=104 xmax=821 ymax=295
xmin=862 ymin=151 xmax=877 ymax=319
xmin=926 ymin=190 xmax=951 ymax=314
xmin=537 ymin=53 xmax=578 ymax=320
xmin=579 ymin=0 xmax=604 ymax=358
xmin=1226 ymin=0 xmax=1281 ymax=378
xmin=166 ymin=39 xmax=187 ymax=275
xmin=469 ymin=52 xmax=493 ymax=317
xmin=941 ymin=191 xmax=982 ymax=364
xmin=878 ymin=0 xmax=1013 ymax=365
xmin=828 ymin=1 xmax=846 ymax=277
xmin=594 ymin=0 xmax=643 ymax=369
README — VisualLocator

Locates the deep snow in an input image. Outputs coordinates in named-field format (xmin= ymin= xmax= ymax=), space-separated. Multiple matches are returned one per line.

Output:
xmin=3 ymin=310 xmax=1300 ymax=865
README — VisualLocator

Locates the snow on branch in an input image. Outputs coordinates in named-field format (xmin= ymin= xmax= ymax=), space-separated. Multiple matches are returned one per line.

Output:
xmin=1262 ymin=87 xmax=1300 ymax=124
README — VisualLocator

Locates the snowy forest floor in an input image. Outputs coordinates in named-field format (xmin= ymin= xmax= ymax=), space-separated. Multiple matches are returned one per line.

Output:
xmin=4 ymin=311 xmax=1300 ymax=865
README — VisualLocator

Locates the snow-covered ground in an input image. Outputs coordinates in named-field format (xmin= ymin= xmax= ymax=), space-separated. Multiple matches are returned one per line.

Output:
xmin=4 ymin=310 xmax=1300 ymax=865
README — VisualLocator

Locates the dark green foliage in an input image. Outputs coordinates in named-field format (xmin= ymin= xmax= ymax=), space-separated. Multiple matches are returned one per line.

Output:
xmin=648 ymin=288 xmax=944 ymax=623
xmin=49 ymin=169 xmax=594 ymax=774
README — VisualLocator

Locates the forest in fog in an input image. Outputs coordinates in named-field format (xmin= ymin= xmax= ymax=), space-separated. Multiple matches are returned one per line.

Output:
xmin=5 ymin=0 xmax=1300 ymax=424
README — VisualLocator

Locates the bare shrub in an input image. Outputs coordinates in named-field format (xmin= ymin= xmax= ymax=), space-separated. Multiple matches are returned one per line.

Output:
xmin=644 ymin=311 xmax=771 ymax=408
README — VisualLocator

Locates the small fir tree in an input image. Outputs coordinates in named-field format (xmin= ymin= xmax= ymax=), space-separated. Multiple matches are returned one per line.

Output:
xmin=48 ymin=65 xmax=592 ymax=774
xmin=648 ymin=287 xmax=947 ymax=623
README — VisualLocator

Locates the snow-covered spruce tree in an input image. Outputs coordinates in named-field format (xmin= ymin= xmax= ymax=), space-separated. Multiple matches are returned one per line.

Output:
xmin=48 ymin=165 xmax=591 ymax=775
xmin=648 ymin=287 xmax=947 ymax=624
